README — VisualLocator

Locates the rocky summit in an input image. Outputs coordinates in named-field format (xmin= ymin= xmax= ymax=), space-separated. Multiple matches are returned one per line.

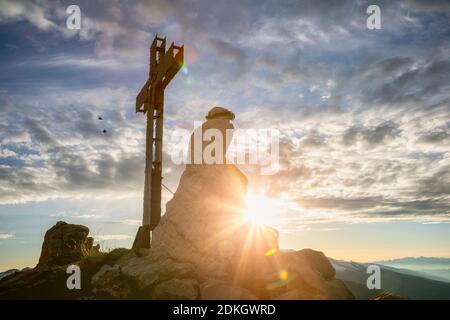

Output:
xmin=0 ymin=164 xmax=354 ymax=300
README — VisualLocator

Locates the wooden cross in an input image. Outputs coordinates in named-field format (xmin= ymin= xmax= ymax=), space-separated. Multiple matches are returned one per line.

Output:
xmin=133 ymin=35 xmax=184 ymax=250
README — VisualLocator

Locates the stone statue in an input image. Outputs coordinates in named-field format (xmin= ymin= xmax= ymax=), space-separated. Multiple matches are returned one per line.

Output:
xmin=188 ymin=106 xmax=235 ymax=165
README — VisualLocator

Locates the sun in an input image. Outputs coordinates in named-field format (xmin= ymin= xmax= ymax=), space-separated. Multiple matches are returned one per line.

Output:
xmin=244 ymin=193 xmax=283 ymax=226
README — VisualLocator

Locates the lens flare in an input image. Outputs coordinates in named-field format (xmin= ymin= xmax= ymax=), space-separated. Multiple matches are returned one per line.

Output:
xmin=264 ymin=248 xmax=278 ymax=256
xmin=181 ymin=64 xmax=189 ymax=76
xmin=244 ymin=193 xmax=283 ymax=226
xmin=279 ymin=270 xmax=289 ymax=281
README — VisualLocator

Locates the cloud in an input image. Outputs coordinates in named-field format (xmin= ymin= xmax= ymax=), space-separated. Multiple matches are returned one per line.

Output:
xmin=363 ymin=59 xmax=450 ymax=106
xmin=0 ymin=87 xmax=146 ymax=204
xmin=342 ymin=122 xmax=401 ymax=149
xmin=0 ymin=0 xmax=57 ymax=31
xmin=23 ymin=119 xmax=59 ymax=145
xmin=208 ymin=38 xmax=249 ymax=77
xmin=300 ymin=134 xmax=327 ymax=149
xmin=95 ymin=234 xmax=133 ymax=241
xmin=209 ymin=38 xmax=246 ymax=62
xmin=418 ymin=165 xmax=450 ymax=197
xmin=417 ymin=131 xmax=450 ymax=145
xmin=29 ymin=55 xmax=141 ymax=71
xmin=121 ymin=219 xmax=141 ymax=226
xmin=406 ymin=0 xmax=450 ymax=13
xmin=0 ymin=234 xmax=14 ymax=240
xmin=49 ymin=211 xmax=103 ymax=219
xmin=298 ymin=196 xmax=384 ymax=212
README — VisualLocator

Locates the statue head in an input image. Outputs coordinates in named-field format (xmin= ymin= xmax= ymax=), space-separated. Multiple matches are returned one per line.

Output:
xmin=205 ymin=106 xmax=235 ymax=121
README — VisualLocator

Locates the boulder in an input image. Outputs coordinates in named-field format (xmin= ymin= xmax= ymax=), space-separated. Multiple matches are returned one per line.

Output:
xmin=38 ymin=221 xmax=98 ymax=266
xmin=91 ymin=265 xmax=133 ymax=299
xmin=152 ymin=279 xmax=199 ymax=300
xmin=200 ymin=279 xmax=258 ymax=300
xmin=117 ymin=256 xmax=196 ymax=291
xmin=151 ymin=164 xmax=249 ymax=278
xmin=259 ymin=249 xmax=354 ymax=300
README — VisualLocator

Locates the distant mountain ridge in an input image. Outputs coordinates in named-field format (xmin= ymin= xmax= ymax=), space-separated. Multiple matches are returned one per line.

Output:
xmin=0 ymin=268 xmax=32 ymax=281
xmin=0 ymin=269 xmax=19 ymax=281
xmin=375 ymin=257 xmax=450 ymax=266
xmin=329 ymin=258 xmax=450 ymax=300
xmin=373 ymin=257 xmax=450 ymax=283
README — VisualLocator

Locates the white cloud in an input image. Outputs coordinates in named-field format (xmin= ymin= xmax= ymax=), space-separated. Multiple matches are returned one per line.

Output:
xmin=0 ymin=0 xmax=56 ymax=30
xmin=121 ymin=219 xmax=141 ymax=226
xmin=0 ymin=234 xmax=14 ymax=240
xmin=29 ymin=55 xmax=142 ymax=71
xmin=95 ymin=234 xmax=133 ymax=241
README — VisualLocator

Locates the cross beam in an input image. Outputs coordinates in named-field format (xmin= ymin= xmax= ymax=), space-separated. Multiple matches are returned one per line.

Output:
xmin=133 ymin=35 xmax=184 ymax=250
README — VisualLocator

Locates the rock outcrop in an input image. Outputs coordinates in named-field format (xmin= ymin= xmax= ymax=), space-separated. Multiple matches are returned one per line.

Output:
xmin=38 ymin=221 xmax=99 ymax=266
xmin=0 ymin=226 xmax=128 ymax=300
xmin=150 ymin=164 xmax=256 ymax=278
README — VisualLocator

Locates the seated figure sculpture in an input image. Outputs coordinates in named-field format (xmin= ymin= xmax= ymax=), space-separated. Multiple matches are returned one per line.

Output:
xmin=188 ymin=106 xmax=235 ymax=165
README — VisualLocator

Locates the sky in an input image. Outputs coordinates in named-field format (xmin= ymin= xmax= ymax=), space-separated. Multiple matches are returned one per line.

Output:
xmin=0 ymin=0 xmax=450 ymax=271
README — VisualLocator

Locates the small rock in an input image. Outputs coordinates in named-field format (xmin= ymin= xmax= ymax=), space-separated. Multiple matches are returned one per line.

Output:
xmin=119 ymin=256 xmax=196 ymax=290
xmin=373 ymin=292 xmax=406 ymax=300
xmin=120 ymin=258 xmax=161 ymax=290
xmin=200 ymin=279 xmax=258 ymax=300
xmin=91 ymin=265 xmax=132 ymax=299
xmin=152 ymin=278 xmax=198 ymax=300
